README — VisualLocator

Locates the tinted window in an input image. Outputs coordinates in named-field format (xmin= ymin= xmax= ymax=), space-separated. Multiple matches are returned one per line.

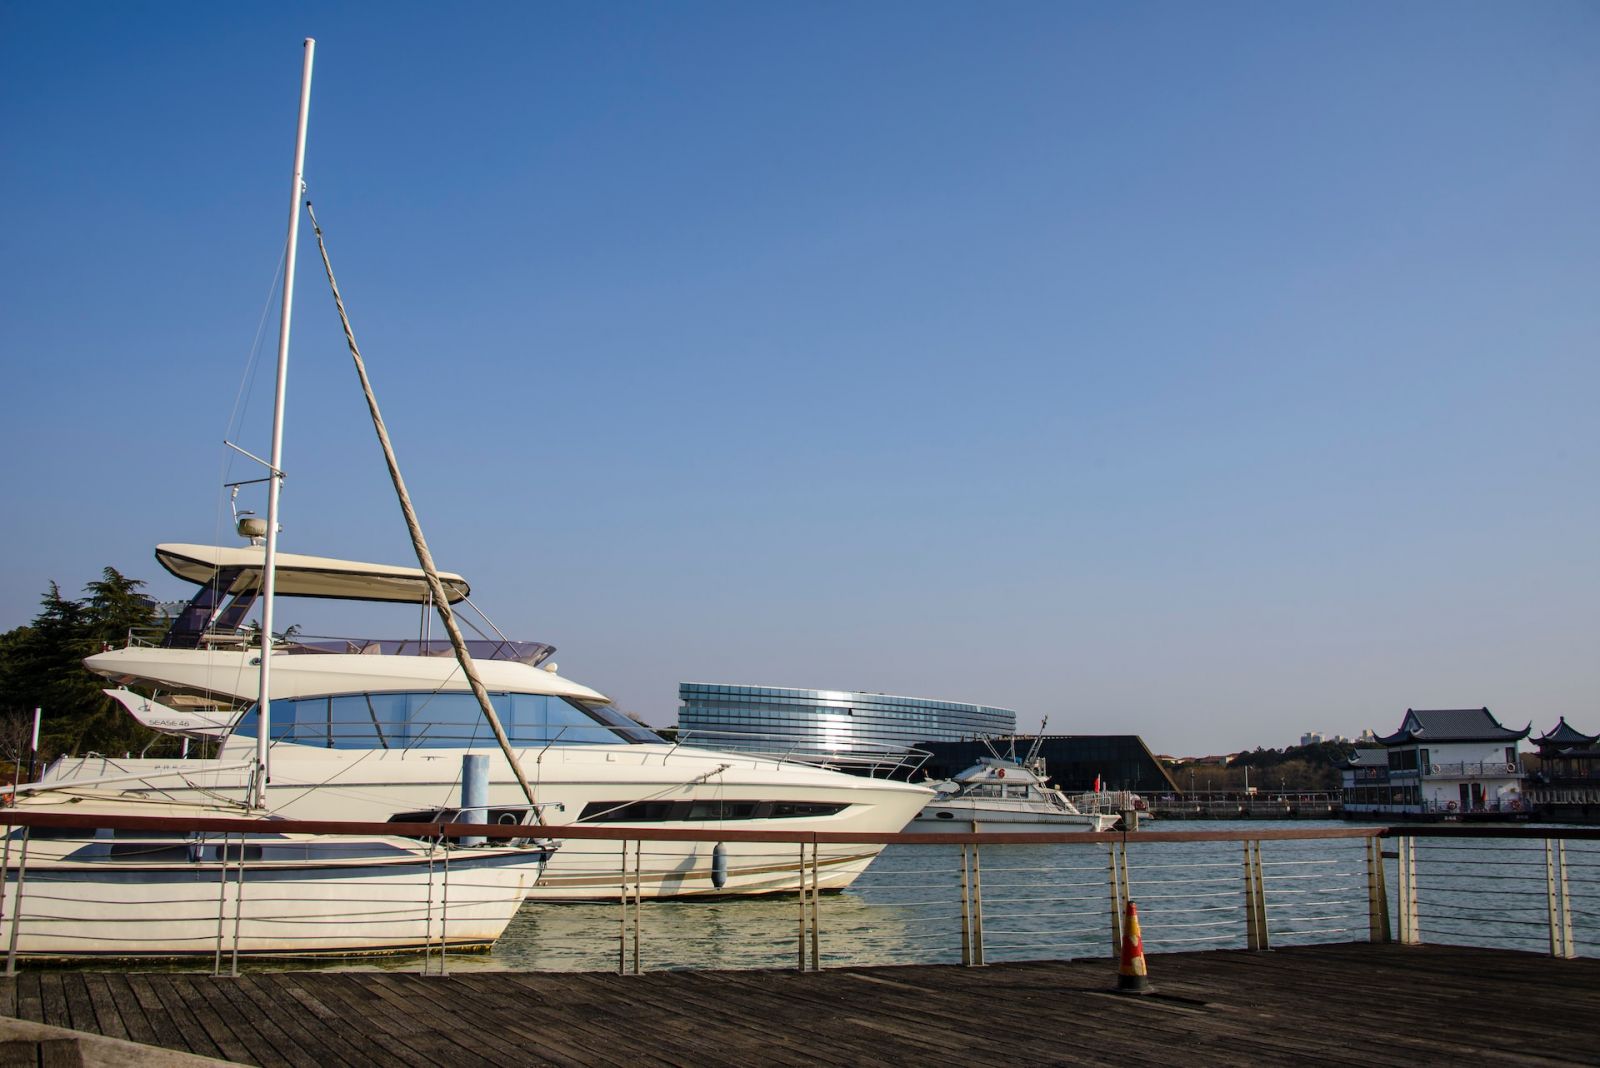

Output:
xmin=233 ymin=691 xmax=662 ymax=748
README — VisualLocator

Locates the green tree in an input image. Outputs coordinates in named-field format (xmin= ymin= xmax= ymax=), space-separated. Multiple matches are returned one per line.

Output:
xmin=0 ymin=569 xmax=172 ymax=760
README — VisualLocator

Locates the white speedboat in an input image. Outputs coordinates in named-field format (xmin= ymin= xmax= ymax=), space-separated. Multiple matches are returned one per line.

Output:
xmin=47 ymin=542 xmax=931 ymax=900
xmin=912 ymin=757 xmax=1120 ymax=832
xmin=1 ymin=791 xmax=548 ymax=958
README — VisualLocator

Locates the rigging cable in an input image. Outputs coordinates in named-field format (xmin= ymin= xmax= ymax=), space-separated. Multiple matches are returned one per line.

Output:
xmin=304 ymin=199 xmax=541 ymax=818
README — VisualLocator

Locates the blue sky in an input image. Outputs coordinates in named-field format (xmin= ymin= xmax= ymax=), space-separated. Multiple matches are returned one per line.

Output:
xmin=2 ymin=2 xmax=1596 ymax=755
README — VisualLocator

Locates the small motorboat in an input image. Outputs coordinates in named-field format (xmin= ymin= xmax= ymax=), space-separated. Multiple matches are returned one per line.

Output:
xmin=912 ymin=757 xmax=1120 ymax=832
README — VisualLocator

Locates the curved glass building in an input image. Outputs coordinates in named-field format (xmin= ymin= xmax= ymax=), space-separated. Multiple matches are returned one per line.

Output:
xmin=677 ymin=683 xmax=1017 ymax=758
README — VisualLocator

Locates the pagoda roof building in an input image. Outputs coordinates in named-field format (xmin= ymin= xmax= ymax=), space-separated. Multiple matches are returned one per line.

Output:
xmin=1372 ymin=708 xmax=1530 ymax=747
xmin=1534 ymin=717 xmax=1599 ymax=755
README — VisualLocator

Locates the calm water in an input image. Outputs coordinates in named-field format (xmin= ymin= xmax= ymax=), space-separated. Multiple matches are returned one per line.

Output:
xmin=431 ymin=819 xmax=1598 ymax=973
xmin=32 ymin=820 xmax=1595 ymax=973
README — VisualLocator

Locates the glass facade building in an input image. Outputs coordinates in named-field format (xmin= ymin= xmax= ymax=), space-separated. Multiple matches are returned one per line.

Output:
xmin=677 ymin=683 xmax=1017 ymax=757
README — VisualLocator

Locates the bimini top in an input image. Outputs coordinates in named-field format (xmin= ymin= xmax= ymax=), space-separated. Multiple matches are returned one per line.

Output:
xmin=155 ymin=543 xmax=470 ymax=604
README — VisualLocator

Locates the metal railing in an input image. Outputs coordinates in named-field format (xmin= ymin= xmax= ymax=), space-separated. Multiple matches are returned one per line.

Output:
xmin=1425 ymin=761 xmax=1520 ymax=777
xmin=0 ymin=810 xmax=548 ymax=977
xmin=1 ymin=815 xmax=1595 ymax=974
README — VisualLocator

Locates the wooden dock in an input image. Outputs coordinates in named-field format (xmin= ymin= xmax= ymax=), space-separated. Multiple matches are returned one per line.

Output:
xmin=3 ymin=944 xmax=1597 ymax=1066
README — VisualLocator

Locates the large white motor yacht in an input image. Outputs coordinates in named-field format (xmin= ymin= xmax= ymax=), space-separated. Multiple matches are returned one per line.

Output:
xmin=55 ymin=543 xmax=931 ymax=900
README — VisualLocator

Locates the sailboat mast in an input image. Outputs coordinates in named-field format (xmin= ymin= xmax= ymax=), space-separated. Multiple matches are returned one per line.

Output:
xmin=254 ymin=37 xmax=316 ymax=809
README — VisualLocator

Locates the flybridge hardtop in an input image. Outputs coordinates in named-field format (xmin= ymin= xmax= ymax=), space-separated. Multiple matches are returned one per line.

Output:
xmin=157 ymin=543 xmax=471 ymax=604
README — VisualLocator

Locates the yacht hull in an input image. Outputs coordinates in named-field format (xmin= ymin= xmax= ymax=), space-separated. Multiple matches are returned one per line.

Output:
xmin=0 ymin=837 xmax=542 ymax=958
xmin=913 ymin=805 xmax=1118 ymax=832
xmin=41 ymin=744 xmax=931 ymax=901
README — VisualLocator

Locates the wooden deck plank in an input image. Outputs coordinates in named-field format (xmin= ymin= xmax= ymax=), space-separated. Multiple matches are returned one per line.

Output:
xmin=95 ymin=975 xmax=162 ymax=1049
xmin=311 ymin=972 xmax=514 ymax=1068
xmin=201 ymin=977 xmax=314 ymax=1068
xmin=359 ymin=974 xmax=536 ymax=1067
xmin=123 ymin=975 xmax=196 ymax=1055
xmin=443 ymin=975 xmax=635 ymax=1068
xmin=554 ymin=973 xmax=759 ymax=1068
xmin=145 ymin=974 xmax=232 ymax=1062
xmin=75 ymin=974 xmax=129 ymax=1043
xmin=492 ymin=974 xmax=690 ymax=1068
xmin=231 ymin=974 xmax=380 ymax=1068
xmin=158 ymin=976 xmax=256 ymax=1065
xmin=4 ymin=946 xmax=1599 ymax=1067
xmin=300 ymin=978 xmax=473 ymax=1068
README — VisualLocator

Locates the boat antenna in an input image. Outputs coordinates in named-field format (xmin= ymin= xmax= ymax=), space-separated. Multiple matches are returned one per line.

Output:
xmin=304 ymin=201 xmax=542 ymax=815
xmin=252 ymin=37 xmax=316 ymax=809
xmin=1024 ymin=717 xmax=1047 ymax=772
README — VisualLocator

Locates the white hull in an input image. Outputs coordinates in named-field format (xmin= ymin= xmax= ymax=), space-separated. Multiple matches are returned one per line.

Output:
xmin=44 ymin=740 xmax=930 ymax=900
xmin=0 ymin=809 xmax=545 ymax=958
xmin=913 ymin=803 xmax=1118 ymax=833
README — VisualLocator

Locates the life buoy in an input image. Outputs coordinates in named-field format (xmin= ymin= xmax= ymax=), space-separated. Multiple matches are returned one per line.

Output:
xmin=1446 ymin=801 xmax=1458 ymax=812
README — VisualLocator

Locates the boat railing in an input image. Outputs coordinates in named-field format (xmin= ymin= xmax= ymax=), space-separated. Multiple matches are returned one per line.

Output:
xmin=3 ymin=811 xmax=1595 ymax=975
xmin=114 ymin=627 xmax=555 ymax=665
xmin=665 ymin=729 xmax=931 ymax=779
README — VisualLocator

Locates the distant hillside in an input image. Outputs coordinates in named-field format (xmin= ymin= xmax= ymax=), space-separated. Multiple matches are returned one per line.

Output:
xmin=1165 ymin=740 xmax=1359 ymax=792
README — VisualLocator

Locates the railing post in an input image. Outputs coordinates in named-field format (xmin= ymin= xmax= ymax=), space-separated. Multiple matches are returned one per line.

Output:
xmin=421 ymin=842 xmax=437 ymax=975
xmin=1107 ymin=842 xmax=1124 ymax=955
xmin=1396 ymin=835 xmax=1420 ymax=945
xmin=970 ymin=843 xmax=984 ymax=967
xmin=213 ymin=834 xmax=229 ymax=976
xmin=1242 ymin=840 xmax=1270 ymax=951
xmin=1244 ymin=840 xmax=1260 ymax=950
xmin=808 ymin=839 xmax=821 ymax=970
xmin=1365 ymin=836 xmax=1391 ymax=943
xmin=230 ymin=835 xmax=246 ymax=978
xmin=1544 ymin=838 xmax=1574 ymax=959
xmin=1558 ymin=839 xmax=1574 ymax=959
xmin=619 ymin=840 xmax=632 ymax=976
xmin=632 ymin=840 xmax=642 ymax=975
xmin=0 ymin=827 xmax=12 ymax=972
xmin=1254 ymin=840 xmax=1270 ymax=950
xmin=438 ymin=844 xmax=450 ymax=977
xmin=959 ymin=844 xmax=973 ymax=966
xmin=4 ymin=827 xmax=29 ymax=976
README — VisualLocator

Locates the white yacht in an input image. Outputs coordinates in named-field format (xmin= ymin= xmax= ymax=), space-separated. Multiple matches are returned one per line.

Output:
xmin=2 ymin=790 xmax=548 ymax=958
xmin=912 ymin=756 xmax=1120 ymax=832
xmin=0 ymin=40 xmax=558 ymax=960
xmin=52 ymin=542 xmax=932 ymax=900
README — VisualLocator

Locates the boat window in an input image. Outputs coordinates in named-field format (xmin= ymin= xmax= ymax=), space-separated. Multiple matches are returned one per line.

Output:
xmin=578 ymin=800 xmax=845 ymax=823
xmin=231 ymin=690 xmax=664 ymax=748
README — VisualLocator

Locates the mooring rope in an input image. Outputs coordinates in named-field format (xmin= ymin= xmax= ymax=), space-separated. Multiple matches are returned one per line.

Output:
xmin=304 ymin=199 xmax=541 ymax=818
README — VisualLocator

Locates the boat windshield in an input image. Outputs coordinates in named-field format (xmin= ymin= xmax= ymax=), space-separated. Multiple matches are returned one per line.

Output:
xmin=231 ymin=691 xmax=663 ymax=748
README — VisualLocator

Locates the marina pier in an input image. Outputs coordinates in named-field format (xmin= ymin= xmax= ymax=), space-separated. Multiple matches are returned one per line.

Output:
xmin=3 ymin=943 xmax=1597 ymax=1066
xmin=2 ymin=816 xmax=1597 ymax=1063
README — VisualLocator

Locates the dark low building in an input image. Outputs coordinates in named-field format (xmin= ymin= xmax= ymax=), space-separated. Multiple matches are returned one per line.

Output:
xmin=915 ymin=734 xmax=1177 ymax=794
xmin=1526 ymin=718 xmax=1600 ymax=824
xmin=1341 ymin=747 xmax=1391 ymax=815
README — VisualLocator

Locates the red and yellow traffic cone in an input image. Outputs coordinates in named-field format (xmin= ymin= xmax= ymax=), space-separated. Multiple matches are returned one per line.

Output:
xmin=1116 ymin=900 xmax=1153 ymax=994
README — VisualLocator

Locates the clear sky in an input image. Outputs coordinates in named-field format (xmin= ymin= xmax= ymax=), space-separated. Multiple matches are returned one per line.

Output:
xmin=2 ymin=2 xmax=1596 ymax=756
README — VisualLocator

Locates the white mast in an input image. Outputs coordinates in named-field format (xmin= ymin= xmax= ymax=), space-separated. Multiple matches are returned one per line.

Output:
xmin=253 ymin=37 xmax=315 ymax=808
